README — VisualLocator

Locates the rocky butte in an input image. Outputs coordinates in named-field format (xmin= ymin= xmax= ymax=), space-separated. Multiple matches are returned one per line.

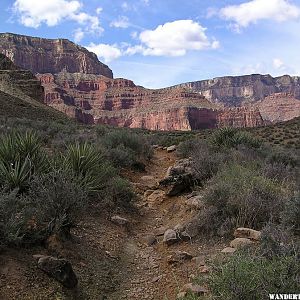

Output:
xmin=1 ymin=32 xmax=299 ymax=131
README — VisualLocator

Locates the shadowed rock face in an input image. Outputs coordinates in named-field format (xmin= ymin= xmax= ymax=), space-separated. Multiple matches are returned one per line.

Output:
xmin=0 ymin=33 xmax=113 ymax=78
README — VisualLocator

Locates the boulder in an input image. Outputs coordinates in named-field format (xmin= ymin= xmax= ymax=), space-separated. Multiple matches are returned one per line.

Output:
xmin=160 ymin=159 xmax=196 ymax=196
xmin=234 ymin=228 xmax=261 ymax=241
xmin=167 ymin=145 xmax=176 ymax=152
xmin=163 ymin=229 xmax=179 ymax=245
xmin=111 ymin=216 xmax=130 ymax=226
xmin=183 ymin=283 xmax=208 ymax=296
xmin=230 ymin=238 xmax=253 ymax=249
xmin=37 ymin=256 xmax=78 ymax=288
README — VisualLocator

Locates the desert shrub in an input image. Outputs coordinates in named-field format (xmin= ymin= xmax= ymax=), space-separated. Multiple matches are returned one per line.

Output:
xmin=27 ymin=171 xmax=88 ymax=239
xmin=263 ymin=162 xmax=295 ymax=183
xmin=0 ymin=190 xmax=36 ymax=245
xmin=62 ymin=142 xmax=115 ymax=193
xmin=210 ymin=128 xmax=261 ymax=151
xmin=177 ymin=138 xmax=205 ymax=158
xmin=199 ymin=164 xmax=288 ymax=236
xmin=266 ymin=148 xmax=299 ymax=167
xmin=281 ymin=192 xmax=300 ymax=235
xmin=259 ymin=224 xmax=298 ymax=258
xmin=0 ymin=131 xmax=49 ymax=191
xmin=210 ymin=251 xmax=300 ymax=300
xmin=103 ymin=177 xmax=135 ymax=210
xmin=102 ymin=130 xmax=153 ymax=168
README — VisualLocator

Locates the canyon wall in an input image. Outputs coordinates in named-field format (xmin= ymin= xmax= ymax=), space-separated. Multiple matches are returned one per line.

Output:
xmin=174 ymin=74 xmax=300 ymax=106
xmin=0 ymin=33 xmax=113 ymax=78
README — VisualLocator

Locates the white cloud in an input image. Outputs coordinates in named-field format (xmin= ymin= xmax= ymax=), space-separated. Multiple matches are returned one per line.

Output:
xmin=220 ymin=0 xmax=300 ymax=29
xmin=110 ymin=16 xmax=130 ymax=29
xmin=273 ymin=58 xmax=284 ymax=69
xmin=125 ymin=20 xmax=219 ymax=57
xmin=73 ymin=28 xmax=84 ymax=43
xmin=13 ymin=0 xmax=103 ymax=35
xmin=96 ymin=7 xmax=102 ymax=15
xmin=87 ymin=43 xmax=122 ymax=63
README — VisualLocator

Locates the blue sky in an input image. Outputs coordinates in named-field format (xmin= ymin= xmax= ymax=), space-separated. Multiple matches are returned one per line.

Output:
xmin=1 ymin=0 xmax=300 ymax=88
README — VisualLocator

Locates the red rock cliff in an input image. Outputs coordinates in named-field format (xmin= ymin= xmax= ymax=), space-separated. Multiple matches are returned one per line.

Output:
xmin=0 ymin=33 xmax=113 ymax=78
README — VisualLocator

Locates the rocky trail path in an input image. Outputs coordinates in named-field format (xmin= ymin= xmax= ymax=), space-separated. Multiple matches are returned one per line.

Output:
xmin=108 ymin=149 xmax=222 ymax=300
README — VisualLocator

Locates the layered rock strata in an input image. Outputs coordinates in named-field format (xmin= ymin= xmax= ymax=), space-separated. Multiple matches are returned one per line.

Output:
xmin=0 ymin=33 xmax=113 ymax=78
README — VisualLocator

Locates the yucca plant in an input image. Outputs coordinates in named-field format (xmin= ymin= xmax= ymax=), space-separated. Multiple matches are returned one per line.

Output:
xmin=63 ymin=142 xmax=114 ymax=193
xmin=210 ymin=128 xmax=261 ymax=150
xmin=0 ymin=131 xmax=49 ymax=191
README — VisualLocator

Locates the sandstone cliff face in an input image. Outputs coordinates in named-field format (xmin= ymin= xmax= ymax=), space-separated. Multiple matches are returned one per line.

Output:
xmin=0 ymin=33 xmax=113 ymax=78
xmin=258 ymin=93 xmax=300 ymax=123
xmin=175 ymin=74 xmax=300 ymax=106
xmin=217 ymin=107 xmax=265 ymax=128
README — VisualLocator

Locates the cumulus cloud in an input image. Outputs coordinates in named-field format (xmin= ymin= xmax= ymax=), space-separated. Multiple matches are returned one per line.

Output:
xmin=220 ymin=0 xmax=300 ymax=29
xmin=110 ymin=16 xmax=130 ymax=29
xmin=126 ymin=20 xmax=219 ymax=57
xmin=86 ymin=43 xmax=122 ymax=63
xmin=73 ymin=28 xmax=84 ymax=42
xmin=273 ymin=58 xmax=285 ymax=69
xmin=13 ymin=0 xmax=103 ymax=38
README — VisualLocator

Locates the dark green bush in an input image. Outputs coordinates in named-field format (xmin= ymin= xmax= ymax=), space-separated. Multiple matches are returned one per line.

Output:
xmin=210 ymin=252 xmax=300 ymax=300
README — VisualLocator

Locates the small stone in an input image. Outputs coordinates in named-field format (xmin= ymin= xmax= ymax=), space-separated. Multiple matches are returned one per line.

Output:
xmin=163 ymin=229 xmax=179 ymax=246
xmin=111 ymin=215 xmax=130 ymax=226
xmin=234 ymin=228 xmax=261 ymax=241
xmin=192 ymin=256 xmax=206 ymax=267
xmin=177 ymin=292 xmax=187 ymax=299
xmin=221 ymin=247 xmax=236 ymax=254
xmin=199 ymin=265 xmax=210 ymax=273
xmin=183 ymin=283 xmax=208 ymax=295
xmin=230 ymin=238 xmax=253 ymax=249
xmin=151 ymin=275 xmax=163 ymax=283
xmin=167 ymin=145 xmax=176 ymax=152
xmin=144 ymin=235 xmax=157 ymax=246
xmin=167 ymin=251 xmax=193 ymax=264
xmin=144 ymin=190 xmax=155 ymax=197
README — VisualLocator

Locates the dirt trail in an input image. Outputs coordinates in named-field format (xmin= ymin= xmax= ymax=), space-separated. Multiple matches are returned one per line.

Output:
xmin=108 ymin=149 xmax=221 ymax=300
xmin=0 ymin=149 xmax=224 ymax=300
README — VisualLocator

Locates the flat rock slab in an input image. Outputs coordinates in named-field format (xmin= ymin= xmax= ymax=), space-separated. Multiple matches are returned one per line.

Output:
xmin=234 ymin=227 xmax=261 ymax=241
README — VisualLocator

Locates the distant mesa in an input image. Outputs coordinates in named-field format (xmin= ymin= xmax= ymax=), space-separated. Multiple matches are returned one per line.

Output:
xmin=0 ymin=32 xmax=299 ymax=131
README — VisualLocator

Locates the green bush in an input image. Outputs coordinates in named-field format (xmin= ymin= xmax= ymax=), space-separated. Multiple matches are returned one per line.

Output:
xmin=210 ymin=128 xmax=261 ymax=150
xmin=28 ymin=171 xmax=88 ymax=239
xmin=199 ymin=164 xmax=288 ymax=236
xmin=281 ymin=192 xmax=300 ymax=235
xmin=210 ymin=252 xmax=300 ymax=300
